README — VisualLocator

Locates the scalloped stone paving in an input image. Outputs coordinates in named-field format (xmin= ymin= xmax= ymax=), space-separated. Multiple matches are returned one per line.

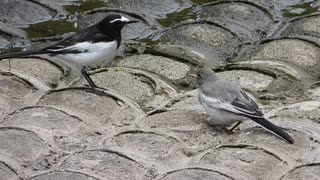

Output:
xmin=27 ymin=171 xmax=99 ymax=180
xmin=0 ymin=57 xmax=64 ymax=88
xmin=113 ymin=54 xmax=191 ymax=80
xmin=0 ymin=0 xmax=320 ymax=179
xmin=60 ymin=150 xmax=148 ymax=180
xmin=281 ymin=14 xmax=320 ymax=38
xmin=160 ymin=21 xmax=240 ymax=67
xmin=106 ymin=0 xmax=192 ymax=18
xmin=251 ymin=39 xmax=320 ymax=77
xmin=0 ymin=162 xmax=18 ymax=180
xmin=0 ymin=0 xmax=53 ymax=27
xmin=198 ymin=1 xmax=276 ymax=40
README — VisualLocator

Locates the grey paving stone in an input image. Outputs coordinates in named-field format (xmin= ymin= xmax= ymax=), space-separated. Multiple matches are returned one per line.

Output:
xmin=0 ymin=72 xmax=40 ymax=106
xmin=113 ymin=54 xmax=191 ymax=80
xmin=0 ymin=96 xmax=19 ymax=120
xmin=217 ymin=70 xmax=274 ymax=92
xmin=60 ymin=150 xmax=148 ymax=180
xmin=108 ymin=131 xmax=183 ymax=158
xmin=0 ymin=162 xmax=18 ymax=180
xmin=88 ymin=70 xmax=154 ymax=103
xmin=197 ymin=146 xmax=289 ymax=180
xmin=105 ymin=0 xmax=192 ymax=18
xmin=0 ymin=0 xmax=53 ymax=27
xmin=75 ymin=67 xmax=178 ymax=109
xmin=0 ymin=58 xmax=64 ymax=88
xmin=197 ymin=1 xmax=276 ymax=40
xmin=36 ymin=88 xmax=142 ymax=125
xmin=0 ymin=128 xmax=48 ymax=163
xmin=251 ymin=39 xmax=320 ymax=76
xmin=281 ymin=164 xmax=320 ymax=180
xmin=106 ymin=131 xmax=187 ymax=171
xmin=28 ymin=171 xmax=99 ymax=180
xmin=159 ymin=21 xmax=240 ymax=67
xmin=141 ymin=110 xmax=205 ymax=130
xmin=158 ymin=168 xmax=234 ymax=180
xmin=1 ymin=106 xmax=82 ymax=131
xmin=283 ymin=14 xmax=320 ymax=37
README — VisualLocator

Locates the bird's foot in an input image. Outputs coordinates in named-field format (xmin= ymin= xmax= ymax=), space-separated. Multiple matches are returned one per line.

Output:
xmin=227 ymin=121 xmax=242 ymax=133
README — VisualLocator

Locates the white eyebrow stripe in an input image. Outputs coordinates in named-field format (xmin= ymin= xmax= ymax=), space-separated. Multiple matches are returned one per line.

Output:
xmin=110 ymin=16 xmax=130 ymax=23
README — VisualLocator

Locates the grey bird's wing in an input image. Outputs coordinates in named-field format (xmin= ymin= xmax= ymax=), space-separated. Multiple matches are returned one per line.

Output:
xmin=230 ymin=90 xmax=264 ymax=118
xmin=200 ymin=79 xmax=263 ymax=118
xmin=200 ymin=79 xmax=294 ymax=144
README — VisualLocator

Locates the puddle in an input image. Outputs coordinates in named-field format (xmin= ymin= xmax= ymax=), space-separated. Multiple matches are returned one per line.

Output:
xmin=156 ymin=7 xmax=200 ymax=28
xmin=63 ymin=0 xmax=109 ymax=14
xmin=191 ymin=0 xmax=218 ymax=4
xmin=283 ymin=1 xmax=319 ymax=18
xmin=23 ymin=18 xmax=79 ymax=38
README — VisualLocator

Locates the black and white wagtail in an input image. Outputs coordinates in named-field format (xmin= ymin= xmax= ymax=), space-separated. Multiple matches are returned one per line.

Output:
xmin=196 ymin=67 xmax=294 ymax=144
xmin=0 ymin=14 xmax=139 ymax=88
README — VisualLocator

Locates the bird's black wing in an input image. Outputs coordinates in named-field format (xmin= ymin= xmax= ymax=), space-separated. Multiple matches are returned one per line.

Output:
xmin=44 ymin=25 xmax=115 ymax=54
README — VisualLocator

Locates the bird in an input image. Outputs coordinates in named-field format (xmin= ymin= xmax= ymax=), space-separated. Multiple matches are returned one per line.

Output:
xmin=0 ymin=14 xmax=139 ymax=88
xmin=195 ymin=67 xmax=294 ymax=144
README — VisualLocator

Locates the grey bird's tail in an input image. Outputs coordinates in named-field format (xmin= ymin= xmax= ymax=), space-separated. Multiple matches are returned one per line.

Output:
xmin=250 ymin=117 xmax=294 ymax=144
xmin=0 ymin=49 xmax=45 ymax=60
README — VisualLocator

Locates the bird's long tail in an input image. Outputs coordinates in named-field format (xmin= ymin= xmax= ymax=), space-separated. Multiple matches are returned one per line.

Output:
xmin=249 ymin=117 xmax=294 ymax=144
xmin=0 ymin=49 xmax=45 ymax=60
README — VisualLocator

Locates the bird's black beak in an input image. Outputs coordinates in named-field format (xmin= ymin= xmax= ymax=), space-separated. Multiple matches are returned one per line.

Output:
xmin=127 ymin=20 xmax=139 ymax=24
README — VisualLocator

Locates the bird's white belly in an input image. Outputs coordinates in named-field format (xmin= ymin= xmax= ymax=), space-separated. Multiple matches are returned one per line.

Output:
xmin=55 ymin=41 xmax=118 ymax=67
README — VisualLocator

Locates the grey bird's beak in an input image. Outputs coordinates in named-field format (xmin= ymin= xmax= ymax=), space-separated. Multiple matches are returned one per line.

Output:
xmin=127 ymin=20 xmax=139 ymax=24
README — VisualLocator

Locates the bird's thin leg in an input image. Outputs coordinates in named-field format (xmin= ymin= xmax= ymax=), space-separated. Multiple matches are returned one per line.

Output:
xmin=228 ymin=121 xmax=242 ymax=132
xmin=8 ymin=42 xmax=13 ymax=71
xmin=81 ymin=67 xmax=98 ymax=89
xmin=8 ymin=58 xmax=11 ymax=71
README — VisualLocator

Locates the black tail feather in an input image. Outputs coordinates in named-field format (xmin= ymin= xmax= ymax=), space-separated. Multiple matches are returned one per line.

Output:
xmin=0 ymin=49 xmax=45 ymax=60
xmin=250 ymin=117 xmax=294 ymax=144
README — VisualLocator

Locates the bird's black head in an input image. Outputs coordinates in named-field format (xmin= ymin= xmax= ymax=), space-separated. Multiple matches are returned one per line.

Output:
xmin=97 ymin=14 xmax=139 ymax=34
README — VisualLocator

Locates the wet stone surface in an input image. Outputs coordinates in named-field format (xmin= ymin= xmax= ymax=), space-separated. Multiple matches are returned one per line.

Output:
xmin=0 ymin=0 xmax=54 ymax=27
xmin=251 ymin=39 xmax=320 ymax=74
xmin=0 ymin=0 xmax=320 ymax=179
xmin=197 ymin=1 xmax=275 ymax=40
xmin=282 ymin=14 xmax=320 ymax=38
xmin=105 ymin=0 xmax=192 ymax=18
xmin=160 ymin=21 xmax=240 ymax=67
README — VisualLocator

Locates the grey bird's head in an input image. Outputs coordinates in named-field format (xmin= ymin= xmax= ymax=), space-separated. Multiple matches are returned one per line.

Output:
xmin=97 ymin=14 xmax=139 ymax=33
xmin=196 ymin=67 xmax=219 ymax=85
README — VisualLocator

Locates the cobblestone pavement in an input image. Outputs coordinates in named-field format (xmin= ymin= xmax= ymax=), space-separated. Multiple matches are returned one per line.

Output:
xmin=0 ymin=0 xmax=320 ymax=179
